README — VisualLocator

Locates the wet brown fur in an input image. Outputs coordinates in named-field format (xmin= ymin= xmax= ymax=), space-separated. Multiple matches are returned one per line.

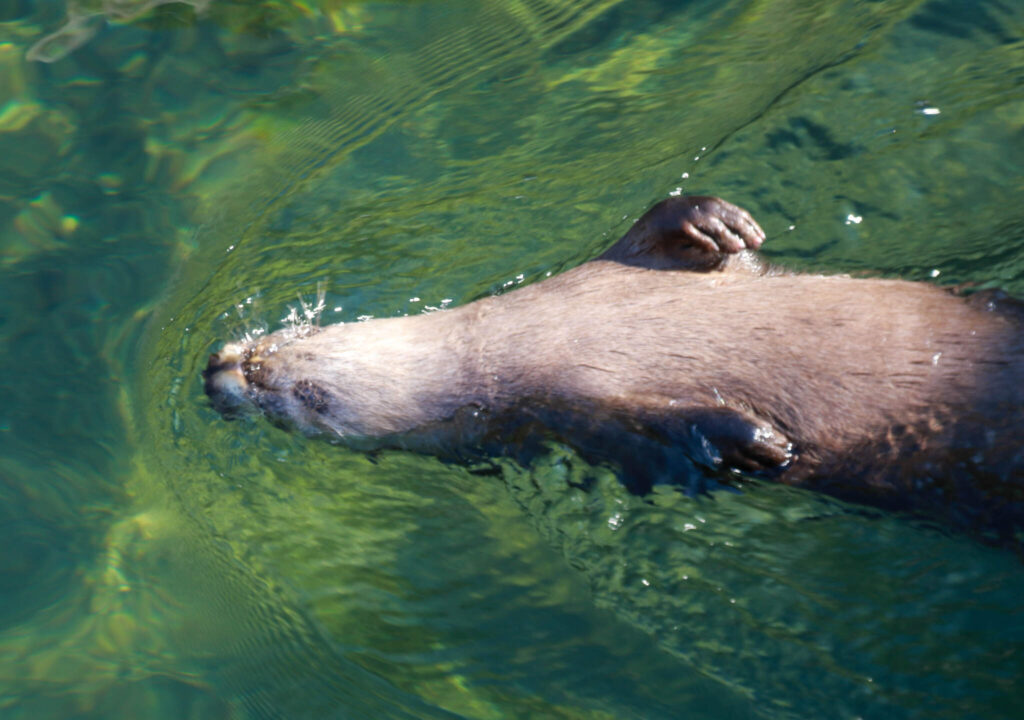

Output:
xmin=205 ymin=196 xmax=1024 ymax=537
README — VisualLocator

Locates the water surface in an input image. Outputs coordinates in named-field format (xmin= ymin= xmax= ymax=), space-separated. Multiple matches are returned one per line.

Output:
xmin=1 ymin=0 xmax=1022 ymax=717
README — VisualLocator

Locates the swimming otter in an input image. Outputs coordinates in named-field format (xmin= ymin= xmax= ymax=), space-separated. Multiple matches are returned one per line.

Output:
xmin=204 ymin=196 xmax=1024 ymax=538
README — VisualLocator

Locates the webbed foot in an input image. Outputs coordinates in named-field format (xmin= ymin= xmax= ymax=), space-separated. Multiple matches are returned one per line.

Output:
xmin=679 ymin=406 xmax=793 ymax=474
xmin=599 ymin=195 xmax=767 ymax=272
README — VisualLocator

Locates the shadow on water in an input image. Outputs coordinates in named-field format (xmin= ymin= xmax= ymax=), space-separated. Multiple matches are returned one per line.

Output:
xmin=1 ymin=0 xmax=1023 ymax=718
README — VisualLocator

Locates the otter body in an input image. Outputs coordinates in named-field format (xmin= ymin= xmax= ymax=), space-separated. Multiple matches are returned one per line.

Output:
xmin=205 ymin=197 xmax=1024 ymax=537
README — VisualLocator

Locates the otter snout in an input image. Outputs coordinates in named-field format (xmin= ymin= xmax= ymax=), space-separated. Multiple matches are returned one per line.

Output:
xmin=203 ymin=342 xmax=251 ymax=418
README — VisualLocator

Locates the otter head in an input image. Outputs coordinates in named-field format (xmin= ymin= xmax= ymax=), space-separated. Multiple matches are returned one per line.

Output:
xmin=203 ymin=340 xmax=252 ymax=418
xmin=203 ymin=329 xmax=337 ymax=432
xmin=203 ymin=317 xmax=462 ymax=442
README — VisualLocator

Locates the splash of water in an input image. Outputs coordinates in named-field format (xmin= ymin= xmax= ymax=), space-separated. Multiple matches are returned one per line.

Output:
xmin=280 ymin=280 xmax=328 ymax=336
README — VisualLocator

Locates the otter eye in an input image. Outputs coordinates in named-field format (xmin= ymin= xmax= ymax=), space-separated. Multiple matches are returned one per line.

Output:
xmin=292 ymin=380 xmax=332 ymax=414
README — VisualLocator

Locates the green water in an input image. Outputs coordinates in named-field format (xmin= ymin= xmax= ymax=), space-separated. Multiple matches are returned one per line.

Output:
xmin=1 ymin=0 xmax=1022 ymax=717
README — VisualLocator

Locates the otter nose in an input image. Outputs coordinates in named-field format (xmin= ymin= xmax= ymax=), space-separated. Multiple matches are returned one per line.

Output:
xmin=203 ymin=343 xmax=250 ymax=418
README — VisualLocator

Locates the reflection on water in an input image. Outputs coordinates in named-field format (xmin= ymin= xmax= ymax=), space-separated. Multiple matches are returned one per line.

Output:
xmin=1 ymin=0 xmax=1023 ymax=717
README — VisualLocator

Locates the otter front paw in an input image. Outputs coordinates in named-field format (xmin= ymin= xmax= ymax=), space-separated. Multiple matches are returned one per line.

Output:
xmin=600 ymin=195 xmax=767 ymax=271
xmin=681 ymin=406 xmax=793 ymax=474
xmin=653 ymin=196 xmax=765 ymax=254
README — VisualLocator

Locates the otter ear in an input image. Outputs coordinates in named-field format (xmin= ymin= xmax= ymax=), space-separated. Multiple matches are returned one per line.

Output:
xmin=597 ymin=196 xmax=768 ymax=273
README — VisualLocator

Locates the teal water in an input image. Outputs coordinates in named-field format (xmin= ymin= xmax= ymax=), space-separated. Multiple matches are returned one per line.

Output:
xmin=1 ymin=1 xmax=1022 ymax=718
